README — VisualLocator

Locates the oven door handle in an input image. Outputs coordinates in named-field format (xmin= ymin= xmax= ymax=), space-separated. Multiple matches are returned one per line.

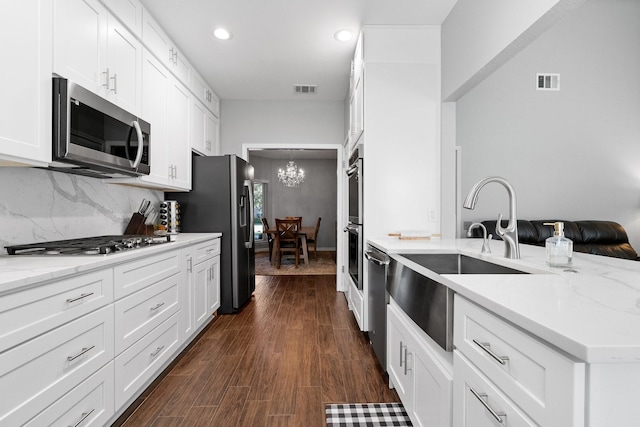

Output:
xmin=344 ymin=224 xmax=359 ymax=233
xmin=346 ymin=164 xmax=358 ymax=177
xmin=365 ymin=250 xmax=389 ymax=266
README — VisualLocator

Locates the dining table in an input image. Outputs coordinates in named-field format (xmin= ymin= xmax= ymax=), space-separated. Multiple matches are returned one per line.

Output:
xmin=264 ymin=225 xmax=316 ymax=266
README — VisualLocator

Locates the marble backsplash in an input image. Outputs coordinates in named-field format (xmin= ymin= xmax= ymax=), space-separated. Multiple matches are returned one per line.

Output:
xmin=0 ymin=167 xmax=163 ymax=254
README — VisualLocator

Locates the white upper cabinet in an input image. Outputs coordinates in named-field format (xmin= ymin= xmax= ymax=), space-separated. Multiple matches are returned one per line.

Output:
xmin=53 ymin=0 xmax=142 ymax=115
xmin=191 ymin=70 xmax=220 ymax=117
xmin=137 ymin=51 xmax=191 ymax=191
xmin=142 ymin=8 xmax=191 ymax=84
xmin=0 ymin=0 xmax=52 ymax=166
xmin=191 ymin=98 xmax=220 ymax=157
xmin=101 ymin=0 xmax=143 ymax=37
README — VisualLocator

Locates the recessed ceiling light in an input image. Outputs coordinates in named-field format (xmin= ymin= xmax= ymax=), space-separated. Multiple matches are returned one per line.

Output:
xmin=214 ymin=28 xmax=232 ymax=40
xmin=334 ymin=29 xmax=353 ymax=42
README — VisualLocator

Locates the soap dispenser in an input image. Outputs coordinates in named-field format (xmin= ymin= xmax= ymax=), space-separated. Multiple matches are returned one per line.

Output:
xmin=544 ymin=222 xmax=573 ymax=267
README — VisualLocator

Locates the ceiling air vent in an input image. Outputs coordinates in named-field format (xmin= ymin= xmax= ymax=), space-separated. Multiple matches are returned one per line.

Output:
xmin=536 ymin=73 xmax=560 ymax=91
xmin=294 ymin=84 xmax=318 ymax=94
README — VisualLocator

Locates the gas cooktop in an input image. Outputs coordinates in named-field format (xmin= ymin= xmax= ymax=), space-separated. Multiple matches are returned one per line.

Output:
xmin=6 ymin=235 xmax=170 ymax=256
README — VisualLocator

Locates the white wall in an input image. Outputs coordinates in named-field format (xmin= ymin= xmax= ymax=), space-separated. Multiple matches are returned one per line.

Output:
xmin=442 ymin=0 xmax=584 ymax=101
xmin=220 ymin=100 xmax=345 ymax=157
xmin=457 ymin=0 xmax=640 ymax=250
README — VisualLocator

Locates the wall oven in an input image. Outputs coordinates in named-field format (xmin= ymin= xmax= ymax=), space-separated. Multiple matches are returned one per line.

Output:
xmin=51 ymin=77 xmax=151 ymax=178
xmin=345 ymin=222 xmax=363 ymax=290
xmin=347 ymin=144 xmax=363 ymax=225
xmin=345 ymin=144 xmax=364 ymax=290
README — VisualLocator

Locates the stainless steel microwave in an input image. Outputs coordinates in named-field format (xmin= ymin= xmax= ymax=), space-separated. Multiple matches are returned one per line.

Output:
xmin=51 ymin=77 xmax=150 ymax=179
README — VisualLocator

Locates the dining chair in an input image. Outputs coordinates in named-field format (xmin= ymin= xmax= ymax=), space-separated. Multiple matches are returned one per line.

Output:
xmin=275 ymin=217 xmax=301 ymax=268
xmin=261 ymin=217 xmax=274 ymax=260
xmin=306 ymin=217 xmax=322 ymax=260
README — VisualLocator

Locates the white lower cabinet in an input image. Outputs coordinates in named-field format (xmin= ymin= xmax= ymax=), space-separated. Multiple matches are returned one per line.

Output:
xmin=24 ymin=361 xmax=115 ymax=427
xmin=347 ymin=277 xmax=364 ymax=330
xmin=114 ymin=311 xmax=181 ymax=408
xmin=183 ymin=239 xmax=221 ymax=340
xmin=453 ymin=351 xmax=535 ymax=426
xmin=387 ymin=299 xmax=453 ymax=427
xmin=0 ymin=305 xmax=114 ymax=426
xmin=453 ymin=295 xmax=585 ymax=426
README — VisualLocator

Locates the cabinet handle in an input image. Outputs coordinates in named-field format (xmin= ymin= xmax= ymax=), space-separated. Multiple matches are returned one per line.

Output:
xmin=67 ymin=408 xmax=95 ymax=427
xmin=102 ymin=68 xmax=110 ymax=90
xmin=404 ymin=347 xmax=411 ymax=375
xmin=399 ymin=341 xmax=404 ymax=367
xmin=150 ymin=302 xmax=165 ymax=311
xmin=188 ymin=256 xmax=193 ymax=272
xmin=470 ymin=387 xmax=506 ymax=424
xmin=110 ymin=73 xmax=117 ymax=94
xmin=67 ymin=345 xmax=96 ymax=362
xmin=473 ymin=339 xmax=509 ymax=365
xmin=66 ymin=292 xmax=94 ymax=304
xmin=169 ymin=47 xmax=174 ymax=63
xmin=150 ymin=345 xmax=165 ymax=358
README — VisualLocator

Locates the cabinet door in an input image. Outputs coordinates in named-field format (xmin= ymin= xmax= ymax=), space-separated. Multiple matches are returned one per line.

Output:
xmin=387 ymin=304 xmax=413 ymax=412
xmin=412 ymin=344 xmax=453 ymax=427
xmin=140 ymin=50 xmax=170 ymax=186
xmin=0 ymin=0 xmax=52 ymax=165
xmin=181 ymin=248 xmax=195 ymax=340
xmin=167 ymin=79 xmax=191 ymax=190
xmin=193 ymin=259 xmax=210 ymax=329
xmin=53 ymin=0 xmax=107 ymax=95
xmin=106 ymin=15 xmax=141 ymax=114
xmin=208 ymin=255 xmax=221 ymax=313
xmin=190 ymin=99 xmax=207 ymax=155
xmin=102 ymin=0 xmax=142 ymax=36
xmin=205 ymin=111 xmax=219 ymax=155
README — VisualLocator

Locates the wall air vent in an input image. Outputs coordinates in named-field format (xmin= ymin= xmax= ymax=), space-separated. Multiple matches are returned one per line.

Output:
xmin=536 ymin=73 xmax=560 ymax=91
xmin=294 ymin=85 xmax=318 ymax=94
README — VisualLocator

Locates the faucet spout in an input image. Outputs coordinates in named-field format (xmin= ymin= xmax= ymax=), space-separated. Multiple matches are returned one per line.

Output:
xmin=463 ymin=176 xmax=520 ymax=259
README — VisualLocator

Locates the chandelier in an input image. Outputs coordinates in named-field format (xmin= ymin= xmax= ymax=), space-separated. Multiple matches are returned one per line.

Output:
xmin=278 ymin=160 xmax=305 ymax=187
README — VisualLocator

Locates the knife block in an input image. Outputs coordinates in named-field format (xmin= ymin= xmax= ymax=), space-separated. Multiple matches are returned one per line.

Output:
xmin=124 ymin=213 xmax=147 ymax=235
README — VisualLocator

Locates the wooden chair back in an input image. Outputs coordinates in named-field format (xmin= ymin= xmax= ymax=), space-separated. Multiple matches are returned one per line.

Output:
xmin=307 ymin=217 xmax=322 ymax=260
xmin=275 ymin=218 xmax=301 ymax=268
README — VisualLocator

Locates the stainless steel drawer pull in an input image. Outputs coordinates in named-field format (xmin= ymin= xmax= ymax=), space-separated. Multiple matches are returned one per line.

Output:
xmin=470 ymin=387 xmax=506 ymax=424
xmin=206 ymin=248 xmax=215 ymax=254
xmin=68 ymin=408 xmax=95 ymax=427
xmin=404 ymin=347 xmax=411 ymax=375
xmin=150 ymin=345 xmax=165 ymax=358
xmin=399 ymin=341 xmax=405 ymax=367
xmin=67 ymin=345 xmax=96 ymax=361
xmin=150 ymin=302 xmax=165 ymax=311
xmin=473 ymin=339 xmax=509 ymax=365
xmin=66 ymin=292 xmax=94 ymax=303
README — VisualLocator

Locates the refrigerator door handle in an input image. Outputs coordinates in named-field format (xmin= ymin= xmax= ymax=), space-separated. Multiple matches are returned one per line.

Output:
xmin=239 ymin=195 xmax=246 ymax=227
xmin=245 ymin=180 xmax=254 ymax=248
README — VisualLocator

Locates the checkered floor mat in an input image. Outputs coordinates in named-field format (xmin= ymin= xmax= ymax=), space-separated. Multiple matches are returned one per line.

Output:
xmin=325 ymin=403 xmax=412 ymax=426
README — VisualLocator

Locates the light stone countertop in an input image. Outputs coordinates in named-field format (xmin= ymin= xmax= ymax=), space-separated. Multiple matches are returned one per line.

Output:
xmin=367 ymin=236 xmax=640 ymax=364
xmin=0 ymin=233 xmax=221 ymax=295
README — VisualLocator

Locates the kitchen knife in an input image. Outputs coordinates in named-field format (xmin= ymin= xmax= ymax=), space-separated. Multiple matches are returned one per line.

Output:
xmin=141 ymin=200 xmax=151 ymax=215
xmin=137 ymin=198 xmax=147 ymax=214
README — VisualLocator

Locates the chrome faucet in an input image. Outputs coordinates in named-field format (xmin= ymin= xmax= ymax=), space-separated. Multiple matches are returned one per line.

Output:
xmin=463 ymin=176 xmax=520 ymax=259
xmin=467 ymin=223 xmax=492 ymax=254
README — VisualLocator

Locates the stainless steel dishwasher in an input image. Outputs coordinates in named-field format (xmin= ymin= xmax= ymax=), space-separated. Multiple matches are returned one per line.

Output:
xmin=365 ymin=245 xmax=390 ymax=370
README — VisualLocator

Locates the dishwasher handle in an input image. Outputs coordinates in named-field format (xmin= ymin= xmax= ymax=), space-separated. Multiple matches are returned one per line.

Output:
xmin=365 ymin=250 xmax=390 ymax=266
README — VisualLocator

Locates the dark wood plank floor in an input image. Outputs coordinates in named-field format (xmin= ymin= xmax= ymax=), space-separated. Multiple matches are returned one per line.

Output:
xmin=120 ymin=275 xmax=399 ymax=426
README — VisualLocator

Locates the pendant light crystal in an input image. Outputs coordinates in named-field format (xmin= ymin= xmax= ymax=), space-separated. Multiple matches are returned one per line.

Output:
xmin=278 ymin=161 xmax=305 ymax=187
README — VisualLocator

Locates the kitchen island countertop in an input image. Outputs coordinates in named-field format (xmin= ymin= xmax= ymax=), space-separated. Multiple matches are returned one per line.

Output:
xmin=0 ymin=233 xmax=221 ymax=295
xmin=368 ymin=236 xmax=640 ymax=363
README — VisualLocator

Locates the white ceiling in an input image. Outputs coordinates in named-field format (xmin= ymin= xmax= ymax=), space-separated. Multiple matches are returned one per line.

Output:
xmin=139 ymin=0 xmax=457 ymax=101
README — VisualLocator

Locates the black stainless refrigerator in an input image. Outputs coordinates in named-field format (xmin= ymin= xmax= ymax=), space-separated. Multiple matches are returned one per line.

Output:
xmin=171 ymin=155 xmax=255 ymax=314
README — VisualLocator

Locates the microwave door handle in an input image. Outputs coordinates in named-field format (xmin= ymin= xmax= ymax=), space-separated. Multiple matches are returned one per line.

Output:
xmin=131 ymin=120 xmax=144 ymax=169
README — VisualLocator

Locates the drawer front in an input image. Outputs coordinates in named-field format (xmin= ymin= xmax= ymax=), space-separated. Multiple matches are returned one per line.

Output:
xmin=0 ymin=305 xmax=114 ymax=426
xmin=194 ymin=238 xmax=220 ymax=264
xmin=453 ymin=351 xmax=536 ymax=427
xmin=454 ymin=296 xmax=585 ymax=425
xmin=113 ymin=249 xmax=180 ymax=299
xmin=0 ymin=269 xmax=113 ymax=351
xmin=24 ymin=361 xmax=115 ymax=427
xmin=114 ymin=272 xmax=181 ymax=354
xmin=115 ymin=311 xmax=181 ymax=408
